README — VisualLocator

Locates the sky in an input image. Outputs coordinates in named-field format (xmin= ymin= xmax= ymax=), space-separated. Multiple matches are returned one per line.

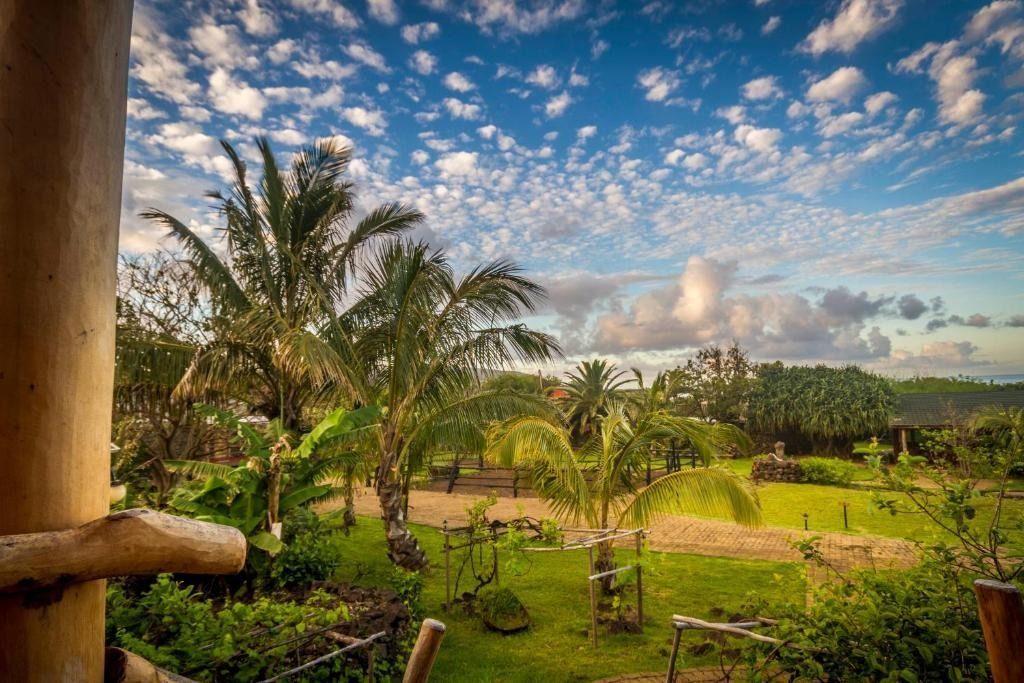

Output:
xmin=121 ymin=0 xmax=1024 ymax=377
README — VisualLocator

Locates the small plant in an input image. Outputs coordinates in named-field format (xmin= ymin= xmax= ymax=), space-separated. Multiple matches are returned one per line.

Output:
xmin=476 ymin=586 xmax=530 ymax=633
xmin=271 ymin=511 xmax=344 ymax=588
xmin=389 ymin=568 xmax=424 ymax=619
xmin=799 ymin=457 xmax=857 ymax=486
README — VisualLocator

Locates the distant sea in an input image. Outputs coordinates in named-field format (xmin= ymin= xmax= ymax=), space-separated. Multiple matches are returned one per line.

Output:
xmin=969 ymin=374 xmax=1024 ymax=385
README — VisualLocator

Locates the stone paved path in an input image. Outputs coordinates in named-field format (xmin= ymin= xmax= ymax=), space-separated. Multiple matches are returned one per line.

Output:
xmin=349 ymin=487 xmax=917 ymax=572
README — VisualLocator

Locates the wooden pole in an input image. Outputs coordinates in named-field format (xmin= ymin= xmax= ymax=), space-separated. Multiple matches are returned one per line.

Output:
xmin=402 ymin=618 xmax=446 ymax=683
xmin=588 ymin=545 xmax=598 ymax=648
xmin=635 ymin=531 xmax=644 ymax=631
xmin=0 ymin=1 xmax=134 ymax=680
xmin=974 ymin=579 xmax=1024 ymax=683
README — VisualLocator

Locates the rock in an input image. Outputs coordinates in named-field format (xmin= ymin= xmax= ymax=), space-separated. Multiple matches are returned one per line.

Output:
xmin=751 ymin=456 xmax=803 ymax=483
xmin=477 ymin=586 xmax=530 ymax=634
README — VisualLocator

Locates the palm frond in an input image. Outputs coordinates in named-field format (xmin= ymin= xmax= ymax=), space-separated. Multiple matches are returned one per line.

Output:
xmin=618 ymin=467 xmax=762 ymax=529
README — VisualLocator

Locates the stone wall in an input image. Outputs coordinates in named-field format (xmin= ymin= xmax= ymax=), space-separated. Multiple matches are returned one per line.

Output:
xmin=750 ymin=457 xmax=803 ymax=482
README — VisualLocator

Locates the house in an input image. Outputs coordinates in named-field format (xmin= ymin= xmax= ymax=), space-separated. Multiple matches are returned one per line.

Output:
xmin=889 ymin=390 xmax=1024 ymax=453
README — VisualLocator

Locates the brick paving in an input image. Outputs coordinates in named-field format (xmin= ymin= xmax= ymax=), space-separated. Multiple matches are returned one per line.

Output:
xmin=349 ymin=487 xmax=918 ymax=572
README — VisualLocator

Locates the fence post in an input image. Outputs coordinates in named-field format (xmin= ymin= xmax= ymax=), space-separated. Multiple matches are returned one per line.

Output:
xmin=635 ymin=531 xmax=644 ymax=631
xmin=974 ymin=579 xmax=1024 ymax=683
xmin=402 ymin=619 xmax=446 ymax=683
xmin=446 ymin=457 xmax=460 ymax=494
xmin=588 ymin=545 xmax=598 ymax=648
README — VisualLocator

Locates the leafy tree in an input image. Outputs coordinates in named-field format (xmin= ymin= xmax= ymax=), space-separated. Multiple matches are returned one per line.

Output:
xmin=560 ymin=359 xmax=630 ymax=443
xmin=672 ymin=342 xmax=757 ymax=423
xmin=893 ymin=374 xmax=1024 ymax=394
xmin=322 ymin=241 xmax=560 ymax=569
xmin=749 ymin=363 xmax=895 ymax=456
xmin=144 ymin=137 xmax=422 ymax=430
xmin=481 ymin=371 xmax=560 ymax=396
xmin=487 ymin=402 xmax=759 ymax=590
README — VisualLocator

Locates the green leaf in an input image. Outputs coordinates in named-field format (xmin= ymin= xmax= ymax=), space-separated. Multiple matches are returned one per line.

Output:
xmin=249 ymin=531 xmax=284 ymax=555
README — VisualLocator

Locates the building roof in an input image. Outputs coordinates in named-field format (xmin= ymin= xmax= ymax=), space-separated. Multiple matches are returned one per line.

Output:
xmin=890 ymin=391 xmax=1024 ymax=428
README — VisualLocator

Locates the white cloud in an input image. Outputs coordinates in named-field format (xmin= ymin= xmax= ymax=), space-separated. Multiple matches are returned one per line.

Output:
xmin=637 ymin=66 xmax=681 ymax=102
xmin=409 ymin=50 xmax=438 ymax=75
xmin=544 ymin=90 xmax=573 ymax=117
xmin=411 ymin=149 xmax=430 ymax=165
xmin=401 ymin=22 xmax=440 ymax=43
xmin=270 ymin=128 xmax=307 ymax=145
xmin=189 ymin=22 xmax=257 ymax=70
xmin=343 ymin=42 xmax=390 ymax=72
xmin=526 ymin=64 xmax=560 ymax=89
xmin=207 ymin=68 xmax=267 ymax=119
xmin=895 ymin=41 xmax=987 ymax=125
xmin=288 ymin=0 xmax=360 ymax=29
xmin=127 ymin=98 xmax=165 ymax=120
xmin=800 ymin=0 xmax=903 ymax=55
xmin=762 ymin=16 xmax=781 ymax=34
xmin=443 ymin=72 xmax=476 ymax=92
xmin=435 ymin=151 xmax=479 ymax=176
xmin=716 ymin=105 xmax=747 ymax=124
xmin=130 ymin=7 xmax=201 ymax=105
xmin=367 ymin=0 xmax=399 ymax=25
xmin=577 ymin=125 xmax=598 ymax=140
xmin=341 ymin=106 xmax=387 ymax=135
xmin=819 ymin=111 xmax=865 ymax=137
xmin=742 ymin=75 xmax=783 ymax=100
xmin=806 ymin=66 xmax=869 ymax=102
xmin=682 ymin=152 xmax=709 ymax=170
xmin=456 ymin=0 xmax=586 ymax=36
xmin=734 ymin=124 xmax=783 ymax=152
xmin=569 ymin=71 xmax=590 ymax=87
xmin=238 ymin=0 xmax=277 ymax=36
xmin=477 ymin=124 xmax=498 ymax=139
xmin=443 ymin=97 xmax=483 ymax=120
xmin=864 ymin=90 xmax=898 ymax=115
xmin=267 ymin=39 xmax=297 ymax=65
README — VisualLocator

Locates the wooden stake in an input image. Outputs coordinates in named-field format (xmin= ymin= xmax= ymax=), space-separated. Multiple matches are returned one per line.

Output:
xmin=588 ymin=545 xmax=598 ymax=648
xmin=0 ymin=1 xmax=133 ymax=679
xmin=974 ymin=579 xmax=1024 ymax=683
xmin=402 ymin=618 xmax=446 ymax=683
xmin=0 ymin=509 xmax=247 ymax=594
xmin=104 ymin=648 xmax=197 ymax=683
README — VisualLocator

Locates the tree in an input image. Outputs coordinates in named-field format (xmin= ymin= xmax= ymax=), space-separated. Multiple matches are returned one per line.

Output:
xmin=144 ymin=137 xmax=422 ymax=430
xmin=322 ymin=241 xmax=561 ymax=569
xmin=749 ymin=363 xmax=894 ymax=456
xmin=673 ymin=342 xmax=756 ymax=423
xmin=561 ymin=359 xmax=630 ymax=443
xmin=487 ymin=400 xmax=759 ymax=589
xmin=482 ymin=371 xmax=560 ymax=396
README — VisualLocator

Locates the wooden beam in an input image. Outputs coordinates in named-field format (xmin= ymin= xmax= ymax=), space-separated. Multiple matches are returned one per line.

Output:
xmin=0 ymin=1 xmax=134 ymax=678
xmin=0 ymin=509 xmax=247 ymax=594
xmin=402 ymin=619 xmax=446 ymax=683
xmin=974 ymin=579 xmax=1024 ymax=683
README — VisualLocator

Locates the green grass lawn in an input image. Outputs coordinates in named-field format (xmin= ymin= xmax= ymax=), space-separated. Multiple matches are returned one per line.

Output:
xmin=333 ymin=518 xmax=806 ymax=682
xmin=716 ymin=458 xmax=1024 ymax=543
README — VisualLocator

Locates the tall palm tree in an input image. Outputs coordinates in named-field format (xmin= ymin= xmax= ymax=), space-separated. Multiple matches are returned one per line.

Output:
xmin=488 ymin=403 xmax=760 ymax=589
xmin=561 ymin=359 xmax=630 ymax=443
xmin=143 ymin=138 xmax=423 ymax=429
xmin=318 ymin=241 xmax=561 ymax=569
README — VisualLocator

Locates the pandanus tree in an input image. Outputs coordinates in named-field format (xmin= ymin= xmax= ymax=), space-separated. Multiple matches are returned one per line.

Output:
xmin=317 ymin=241 xmax=561 ymax=569
xmin=488 ymin=397 xmax=761 ymax=590
xmin=143 ymin=138 xmax=423 ymax=430
xmin=561 ymin=359 xmax=631 ymax=443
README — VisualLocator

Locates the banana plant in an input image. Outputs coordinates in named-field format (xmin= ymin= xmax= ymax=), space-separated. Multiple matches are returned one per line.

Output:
xmin=167 ymin=404 xmax=379 ymax=556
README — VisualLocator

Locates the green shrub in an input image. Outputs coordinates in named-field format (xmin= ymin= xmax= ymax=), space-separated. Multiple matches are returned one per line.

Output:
xmin=799 ymin=457 xmax=857 ymax=486
xmin=106 ymin=575 xmax=349 ymax=681
xmin=388 ymin=567 xmax=424 ymax=619
xmin=271 ymin=510 xmax=344 ymax=588
xmin=476 ymin=586 xmax=530 ymax=633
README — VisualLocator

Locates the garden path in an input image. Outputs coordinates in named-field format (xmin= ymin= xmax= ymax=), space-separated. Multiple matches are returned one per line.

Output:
xmin=348 ymin=487 xmax=918 ymax=573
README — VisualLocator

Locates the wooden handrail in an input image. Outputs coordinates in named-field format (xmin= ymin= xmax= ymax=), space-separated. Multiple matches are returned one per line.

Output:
xmin=0 ymin=509 xmax=246 ymax=594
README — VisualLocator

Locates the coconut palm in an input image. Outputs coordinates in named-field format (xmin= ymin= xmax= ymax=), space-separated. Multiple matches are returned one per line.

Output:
xmin=561 ymin=359 xmax=631 ymax=443
xmin=487 ymin=403 xmax=760 ymax=589
xmin=143 ymin=137 xmax=423 ymax=429
xmin=318 ymin=240 xmax=561 ymax=569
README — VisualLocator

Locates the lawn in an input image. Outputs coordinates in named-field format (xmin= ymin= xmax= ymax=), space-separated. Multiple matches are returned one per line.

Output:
xmin=333 ymin=517 xmax=806 ymax=682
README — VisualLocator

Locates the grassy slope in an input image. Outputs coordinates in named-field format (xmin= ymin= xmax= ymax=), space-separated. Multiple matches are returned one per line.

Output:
xmin=334 ymin=518 xmax=805 ymax=682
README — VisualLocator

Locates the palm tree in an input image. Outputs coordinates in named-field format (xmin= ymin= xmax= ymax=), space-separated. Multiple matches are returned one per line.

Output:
xmin=561 ymin=359 xmax=631 ymax=443
xmin=488 ymin=403 xmax=760 ymax=590
xmin=143 ymin=138 xmax=423 ymax=429
xmin=319 ymin=241 xmax=561 ymax=569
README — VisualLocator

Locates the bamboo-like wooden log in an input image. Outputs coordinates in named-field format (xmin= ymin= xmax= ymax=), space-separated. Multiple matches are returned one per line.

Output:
xmin=402 ymin=618 xmax=446 ymax=683
xmin=104 ymin=648 xmax=198 ymax=683
xmin=0 ymin=0 xmax=134 ymax=679
xmin=974 ymin=579 xmax=1024 ymax=683
xmin=0 ymin=509 xmax=247 ymax=594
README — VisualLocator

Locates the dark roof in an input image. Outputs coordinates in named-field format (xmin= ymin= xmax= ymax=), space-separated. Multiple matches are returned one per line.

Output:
xmin=890 ymin=391 xmax=1024 ymax=428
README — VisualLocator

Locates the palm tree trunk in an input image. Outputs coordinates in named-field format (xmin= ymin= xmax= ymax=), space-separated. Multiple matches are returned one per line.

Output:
xmin=376 ymin=451 xmax=428 ymax=570
xmin=596 ymin=540 xmax=616 ymax=594
xmin=342 ymin=477 xmax=357 ymax=534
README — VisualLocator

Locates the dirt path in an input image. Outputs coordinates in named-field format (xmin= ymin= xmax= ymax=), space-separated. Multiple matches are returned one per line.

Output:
xmin=348 ymin=487 xmax=917 ymax=572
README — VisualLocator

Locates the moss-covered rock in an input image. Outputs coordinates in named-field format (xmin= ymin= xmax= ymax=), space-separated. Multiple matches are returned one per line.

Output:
xmin=477 ymin=586 xmax=530 ymax=633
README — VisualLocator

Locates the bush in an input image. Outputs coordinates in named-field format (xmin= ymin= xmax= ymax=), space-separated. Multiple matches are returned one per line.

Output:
xmin=799 ymin=457 xmax=857 ymax=486
xmin=731 ymin=559 xmax=990 ymax=682
xmin=476 ymin=586 xmax=530 ymax=633
xmin=271 ymin=510 xmax=344 ymax=588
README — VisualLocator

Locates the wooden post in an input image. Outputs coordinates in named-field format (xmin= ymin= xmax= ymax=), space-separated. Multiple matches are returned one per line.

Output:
xmin=0 ymin=1 xmax=134 ymax=680
xmin=635 ymin=531 xmax=644 ymax=631
xmin=402 ymin=618 xmax=446 ymax=683
xmin=588 ymin=545 xmax=598 ymax=648
xmin=974 ymin=579 xmax=1024 ymax=683
xmin=442 ymin=520 xmax=451 ymax=611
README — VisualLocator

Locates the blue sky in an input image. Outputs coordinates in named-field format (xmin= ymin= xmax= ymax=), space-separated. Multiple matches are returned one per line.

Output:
xmin=121 ymin=0 xmax=1024 ymax=375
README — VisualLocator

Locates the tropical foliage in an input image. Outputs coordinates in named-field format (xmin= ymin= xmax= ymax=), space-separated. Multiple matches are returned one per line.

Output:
xmin=749 ymin=363 xmax=895 ymax=455
xmin=672 ymin=342 xmax=757 ymax=423
xmin=560 ymin=359 xmax=630 ymax=443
